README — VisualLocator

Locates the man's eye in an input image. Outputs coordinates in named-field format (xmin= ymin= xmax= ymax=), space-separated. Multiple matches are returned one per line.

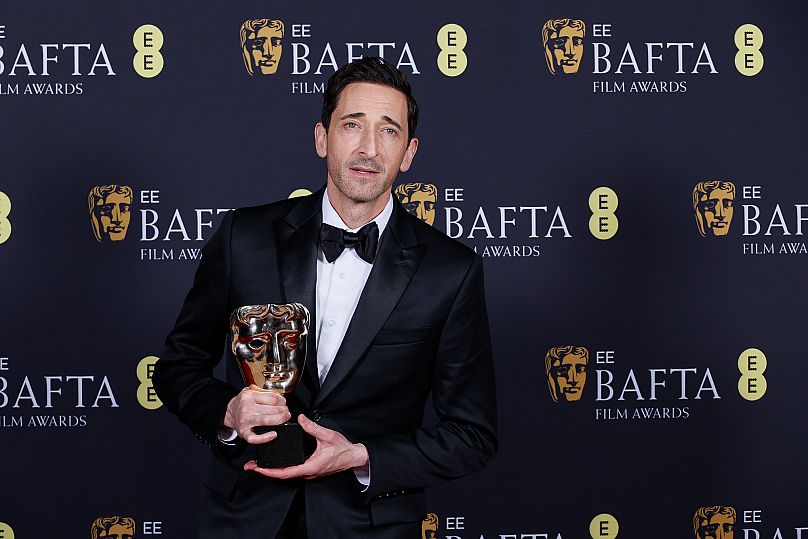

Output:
xmin=551 ymin=38 xmax=566 ymax=49
xmin=724 ymin=200 xmax=734 ymax=208
xmin=271 ymin=38 xmax=282 ymax=47
xmin=383 ymin=127 xmax=398 ymax=135
xmin=121 ymin=204 xmax=131 ymax=213
xmin=99 ymin=204 xmax=113 ymax=214
xmin=577 ymin=365 xmax=586 ymax=373
xmin=703 ymin=201 xmax=717 ymax=211
xmin=573 ymin=37 xmax=583 ymax=46
xmin=425 ymin=202 xmax=435 ymax=211
xmin=345 ymin=122 xmax=358 ymax=129
xmin=249 ymin=38 xmax=265 ymax=50
xmin=404 ymin=203 xmax=418 ymax=212
xmin=248 ymin=338 xmax=264 ymax=350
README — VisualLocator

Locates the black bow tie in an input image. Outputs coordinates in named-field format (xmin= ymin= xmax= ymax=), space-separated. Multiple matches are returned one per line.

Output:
xmin=319 ymin=221 xmax=379 ymax=264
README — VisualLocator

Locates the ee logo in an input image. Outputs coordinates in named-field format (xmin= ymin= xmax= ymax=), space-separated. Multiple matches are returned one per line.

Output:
xmin=734 ymin=23 xmax=763 ymax=76
xmin=0 ymin=191 xmax=11 ymax=245
xmin=137 ymin=355 xmax=163 ymax=410
xmin=738 ymin=347 xmax=767 ymax=401
xmin=590 ymin=513 xmax=619 ymax=539
xmin=589 ymin=187 xmax=618 ymax=240
xmin=437 ymin=23 xmax=467 ymax=77
xmin=0 ymin=521 xmax=15 ymax=539
xmin=133 ymin=24 xmax=164 ymax=78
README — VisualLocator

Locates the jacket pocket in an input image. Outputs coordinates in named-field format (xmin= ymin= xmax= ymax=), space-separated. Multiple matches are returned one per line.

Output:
xmin=372 ymin=327 xmax=431 ymax=346
xmin=369 ymin=490 xmax=426 ymax=526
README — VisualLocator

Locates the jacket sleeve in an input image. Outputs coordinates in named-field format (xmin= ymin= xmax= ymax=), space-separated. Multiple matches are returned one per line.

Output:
xmin=153 ymin=210 xmax=239 ymax=446
xmin=361 ymin=255 xmax=498 ymax=498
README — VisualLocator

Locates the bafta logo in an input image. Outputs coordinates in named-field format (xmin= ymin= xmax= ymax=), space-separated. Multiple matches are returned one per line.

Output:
xmin=91 ymin=515 xmax=135 ymax=539
xmin=395 ymin=182 xmax=437 ymax=225
xmin=693 ymin=181 xmax=736 ymax=237
xmin=240 ymin=19 xmax=285 ymax=75
xmin=421 ymin=513 xmax=439 ymax=539
xmin=693 ymin=506 xmax=736 ymax=539
xmin=542 ymin=19 xmax=586 ymax=74
xmin=88 ymin=185 xmax=133 ymax=242
xmin=545 ymin=346 xmax=588 ymax=402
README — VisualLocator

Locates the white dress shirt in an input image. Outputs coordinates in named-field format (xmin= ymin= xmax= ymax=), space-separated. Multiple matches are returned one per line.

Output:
xmin=316 ymin=189 xmax=393 ymax=384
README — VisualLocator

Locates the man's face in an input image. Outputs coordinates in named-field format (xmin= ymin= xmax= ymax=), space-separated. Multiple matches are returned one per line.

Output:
xmin=696 ymin=513 xmax=734 ymax=539
xmin=94 ymin=192 xmax=131 ymax=241
xmin=246 ymin=24 xmax=283 ymax=75
xmin=550 ymin=353 xmax=587 ymax=401
xmin=547 ymin=26 xmax=584 ymax=74
xmin=403 ymin=190 xmax=436 ymax=225
xmin=98 ymin=523 xmax=134 ymax=539
xmin=316 ymin=82 xmax=418 ymax=212
xmin=698 ymin=188 xmax=734 ymax=236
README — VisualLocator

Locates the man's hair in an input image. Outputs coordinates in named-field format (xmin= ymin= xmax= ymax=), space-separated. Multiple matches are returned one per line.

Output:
xmin=541 ymin=19 xmax=586 ymax=75
xmin=693 ymin=506 xmax=736 ymax=537
xmin=692 ymin=180 xmax=736 ymax=210
xmin=240 ymin=19 xmax=285 ymax=76
xmin=91 ymin=516 xmax=135 ymax=539
xmin=395 ymin=182 xmax=437 ymax=201
xmin=88 ymin=184 xmax=134 ymax=241
xmin=321 ymin=56 xmax=419 ymax=142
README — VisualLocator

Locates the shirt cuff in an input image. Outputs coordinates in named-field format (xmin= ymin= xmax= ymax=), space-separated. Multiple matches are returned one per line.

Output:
xmin=353 ymin=464 xmax=370 ymax=491
xmin=217 ymin=426 xmax=238 ymax=446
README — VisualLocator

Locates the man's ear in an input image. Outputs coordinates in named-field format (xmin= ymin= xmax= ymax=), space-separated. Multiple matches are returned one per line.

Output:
xmin=315 ymin=122 xmax=328 ymax=158
xmin=399 ymin=137 xmax=419 ymax=172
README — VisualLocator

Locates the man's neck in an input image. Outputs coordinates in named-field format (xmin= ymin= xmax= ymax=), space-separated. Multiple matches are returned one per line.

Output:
xmin=325 ymin=186 xmax=391 ymax=230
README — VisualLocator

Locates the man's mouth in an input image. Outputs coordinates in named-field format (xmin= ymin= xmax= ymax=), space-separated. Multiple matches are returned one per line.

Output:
xmin=560 ymin=59 xmax=578 ymax=66
xmin=259 ymin=59 xmax=276 ymax=66
xmin=348 ymin=160 xmax=383 ymax=176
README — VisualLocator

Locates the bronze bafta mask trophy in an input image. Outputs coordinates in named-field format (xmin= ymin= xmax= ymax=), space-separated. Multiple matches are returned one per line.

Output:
xmin=230 ymin=303 xmax=314 ymax=468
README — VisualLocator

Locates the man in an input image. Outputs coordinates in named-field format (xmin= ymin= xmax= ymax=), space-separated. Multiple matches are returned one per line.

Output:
xmin=693 ymin=506 xmax=736 ymax=539
xmin=693 ymin=181 xmax=735 ymax=237
xmin=154 ymin=57 xmax=497 ymax=538
xmin=88 ymin=184 xmax=133 ymax=242
xmin=395 ymin=182 xmax=438 ymax=225
xmin=541 ymin=19 xmax=586 ymax=75
xmin=240 ymin=18 xmax=284 ymax=76
xmin=545 ymin=345 xmax=588 ymax=403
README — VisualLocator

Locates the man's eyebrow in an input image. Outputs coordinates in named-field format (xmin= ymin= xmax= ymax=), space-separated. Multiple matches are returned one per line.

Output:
xmin=339 ymin=112 xmax=403 ymax=131
xmin=340 ymin=112 xmax=366 ymax=121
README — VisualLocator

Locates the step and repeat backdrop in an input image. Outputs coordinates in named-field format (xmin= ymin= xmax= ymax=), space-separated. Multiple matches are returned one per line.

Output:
xmin=1 ymin=0 xmax=806 ymax=537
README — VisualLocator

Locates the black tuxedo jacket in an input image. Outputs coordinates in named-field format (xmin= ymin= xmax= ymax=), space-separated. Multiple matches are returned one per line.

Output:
xmin=154 ymin=188 xmax=497 ymax=539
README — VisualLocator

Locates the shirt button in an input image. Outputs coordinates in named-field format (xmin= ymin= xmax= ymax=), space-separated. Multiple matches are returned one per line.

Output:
xmin=328 ymin=319 xmax=336 ymax=327
xmin=339 ymin=272 xmax=346 ymax=280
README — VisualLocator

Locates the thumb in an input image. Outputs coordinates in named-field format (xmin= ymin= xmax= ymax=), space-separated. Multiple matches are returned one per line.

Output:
xmin=298 ymin=414 xmax=329 ymax=438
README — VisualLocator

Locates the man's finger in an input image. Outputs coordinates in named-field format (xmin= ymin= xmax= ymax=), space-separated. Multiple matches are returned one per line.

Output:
xmin=244 ymin=459 xmax=316 ymax=479
xmin=298 ymin=414 xmax=330 ymax=438
xmin=242 ymin=429 xmax=277 ymax=445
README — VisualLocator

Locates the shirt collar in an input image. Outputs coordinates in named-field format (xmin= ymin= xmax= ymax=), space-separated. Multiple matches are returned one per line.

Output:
xmin=322 ymin=187 xmax=393 ymax=236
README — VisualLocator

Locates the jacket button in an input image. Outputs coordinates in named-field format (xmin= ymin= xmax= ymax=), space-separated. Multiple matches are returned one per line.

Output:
xmin=310 ymin=410 xmax=322 ymax=422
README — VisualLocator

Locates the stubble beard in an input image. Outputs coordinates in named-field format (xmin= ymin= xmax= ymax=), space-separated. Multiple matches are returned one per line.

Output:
xmin=327 ymin=156 xmax=393 ymax=204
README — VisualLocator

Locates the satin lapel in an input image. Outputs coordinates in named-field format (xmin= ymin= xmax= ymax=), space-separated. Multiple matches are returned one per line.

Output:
xmin=276 ymin=189 xmax=323 ymax=389
xmin=314 ymin=202 xmax=426 ymax=407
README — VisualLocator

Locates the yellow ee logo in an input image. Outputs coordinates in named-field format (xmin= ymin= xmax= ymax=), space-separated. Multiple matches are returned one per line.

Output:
xmin=437 ymin=23 xmax=467 ymax=77
xmin=0 ymin=521 xmax=15 ymax=539
xmin=0 ymin=191 xmax=11 ymax=245
xmin=738 ymin=347 xmax=767 ymax=401
xmin=589 ymin=513 xmax=619 ymax=539
xmin=588 ymin=186 xmax=618 ymax=240
xmin=133 ymin=24 xmax=164 ymax=78
xmin=734 ymin=24 xmax=763 ymax=76
xmin=137 ymin=355 xmax=163 ymax=410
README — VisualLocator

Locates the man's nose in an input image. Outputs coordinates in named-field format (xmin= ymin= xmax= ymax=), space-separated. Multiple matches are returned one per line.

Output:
xmin=569 ymin=369 xmax=579 ymax=385
xmin=715 ymin=203 xmax=725 ymax=219
xmin=110 ymin=205 xmax=121 ymax=224
xmin=359 ymin=129 xmax=379 ymax=158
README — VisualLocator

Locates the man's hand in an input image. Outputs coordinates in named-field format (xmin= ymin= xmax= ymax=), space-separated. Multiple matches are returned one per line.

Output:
xmin=244 ymin=414 xmax=369 ymax=479
xmin=223 ymin=385 xmax=291 ymax=444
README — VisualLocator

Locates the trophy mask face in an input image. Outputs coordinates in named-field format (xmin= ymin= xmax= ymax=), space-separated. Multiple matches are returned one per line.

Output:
xmin=231 ymin=304 xmax=309 ymax=392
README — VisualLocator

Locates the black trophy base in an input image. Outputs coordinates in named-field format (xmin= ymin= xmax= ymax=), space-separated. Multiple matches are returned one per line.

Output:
xmin=254 ymin=422 xmax=316 ymax=468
